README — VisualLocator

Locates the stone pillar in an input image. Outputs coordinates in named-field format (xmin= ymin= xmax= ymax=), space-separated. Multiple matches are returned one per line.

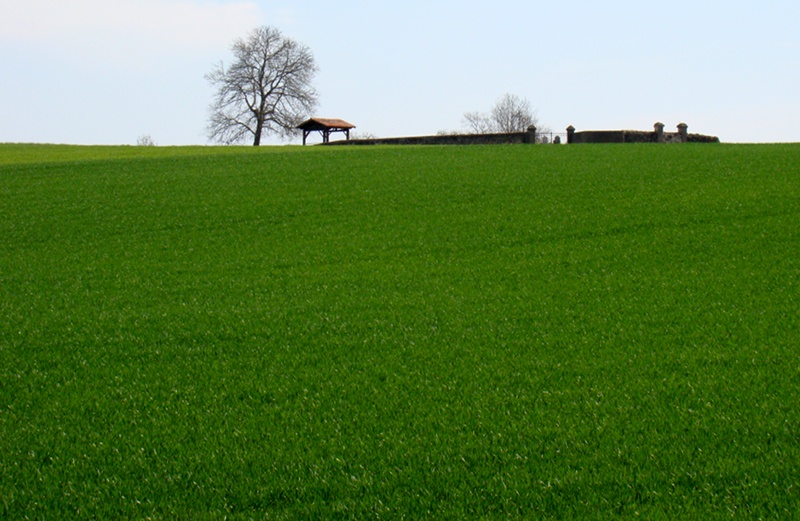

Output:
xmin=566 ymin=125 xmax=575 ymax=144
xmin=654 ymin=122 xmax=665 ymax=143
xmin=677 ymin=123 xmax=688 ymax=143
xmin=524 ymin=125 xmax=536 ymax=144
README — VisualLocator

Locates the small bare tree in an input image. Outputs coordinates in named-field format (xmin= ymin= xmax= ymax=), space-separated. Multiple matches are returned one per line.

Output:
xmin=136 ymin=134 xmax=156 ymax=146
xmin=462 ymin=111 xmax=495 ymax=134
xmin=350 ymin=131 xmax=378 ymax=140
xmin=463 ymin=93 xmax=541 ymax=134
xmin=206 ymin=26 xmax=318 ymax=146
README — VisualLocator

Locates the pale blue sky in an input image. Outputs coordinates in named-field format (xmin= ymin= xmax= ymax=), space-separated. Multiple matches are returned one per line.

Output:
xmin=1 ymin=0 xmax=798 ymax=144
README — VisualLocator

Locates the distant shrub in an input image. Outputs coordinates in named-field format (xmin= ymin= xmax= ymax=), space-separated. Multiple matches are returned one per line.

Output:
xmin=136 ymin=135 xmax=157 ymax=146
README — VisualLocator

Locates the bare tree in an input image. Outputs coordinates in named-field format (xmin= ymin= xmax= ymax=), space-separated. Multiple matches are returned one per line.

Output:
xmin=491 ymin=93 xmax=534 ymax=133
xmin=206 ymin=26 xmax=318 ymax=146
xmin=462 ymin=111 xmax=495 ymax=134
xmin=463 ymin=93 xmax=540 ymax=134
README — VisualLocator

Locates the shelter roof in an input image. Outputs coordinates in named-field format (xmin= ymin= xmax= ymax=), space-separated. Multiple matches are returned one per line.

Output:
xmin=297 ymin=118 xmax=356 ymax=130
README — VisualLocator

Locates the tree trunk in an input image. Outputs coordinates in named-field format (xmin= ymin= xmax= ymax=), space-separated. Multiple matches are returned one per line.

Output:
xmin=253 ymin=115 xmax=263 ymax=146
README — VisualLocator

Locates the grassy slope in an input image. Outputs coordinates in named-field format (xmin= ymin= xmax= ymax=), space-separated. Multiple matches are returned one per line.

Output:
xmin=1 ymin=143 xmax=799 ymax=518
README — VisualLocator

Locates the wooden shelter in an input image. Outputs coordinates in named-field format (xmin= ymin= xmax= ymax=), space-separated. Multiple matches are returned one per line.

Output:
xmin=297 ymin=118 xmax=356 ymax=145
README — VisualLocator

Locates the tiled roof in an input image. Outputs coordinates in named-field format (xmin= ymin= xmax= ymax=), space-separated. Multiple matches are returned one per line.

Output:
xmin=297 ymin=118 xmax=356 ymax=130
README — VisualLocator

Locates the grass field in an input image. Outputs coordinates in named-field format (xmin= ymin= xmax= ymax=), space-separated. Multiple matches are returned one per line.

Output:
xmin=1 ymin=142 xmax=799 ymax=519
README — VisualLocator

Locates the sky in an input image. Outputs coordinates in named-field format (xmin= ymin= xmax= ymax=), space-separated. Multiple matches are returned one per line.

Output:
xmin=1 ymin=0 xmax=798 ymax=145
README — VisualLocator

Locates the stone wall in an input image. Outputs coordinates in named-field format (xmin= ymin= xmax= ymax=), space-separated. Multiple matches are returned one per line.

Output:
xmin=568 ymin=130 xmax=628 ymax=144
xmin=568 ymin=123 xmax=719 ymax=144
xmin=685 ymin=133 xmax=721 ymax=143
xmin=324 ymin=127 xmax=537 ymax=146
xmin=320 ymin=123 xmax=719 ymax=146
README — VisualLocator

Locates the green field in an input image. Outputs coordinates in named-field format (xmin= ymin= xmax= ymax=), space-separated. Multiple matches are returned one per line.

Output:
xmin=1 ymin=142 xmax=798 ymax=519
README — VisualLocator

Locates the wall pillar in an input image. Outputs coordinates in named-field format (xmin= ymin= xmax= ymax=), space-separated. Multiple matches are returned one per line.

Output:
xmin=524 ymin=125 xmax=536 ymax=144
xmin=677 ymin=123 xmax=688 ymax=143
xmin=566 ymin=125 xmax=575 ymax=144
xmin=654 ymin=122 xmax=665 ymax=143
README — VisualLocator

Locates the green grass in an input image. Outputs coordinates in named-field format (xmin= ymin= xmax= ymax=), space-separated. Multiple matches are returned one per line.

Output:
xmin=1 ymin=143 xmax=799 ymax=519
